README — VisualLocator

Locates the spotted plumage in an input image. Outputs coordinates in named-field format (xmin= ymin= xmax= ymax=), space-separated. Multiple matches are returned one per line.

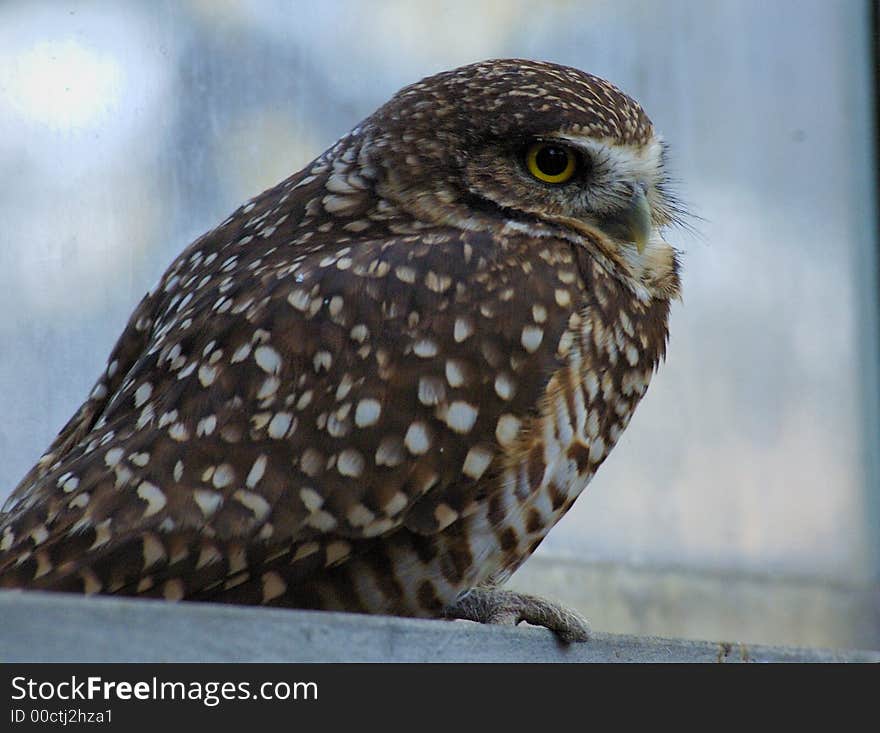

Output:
xmin=0 ymin=59 xmax=682 ymax=641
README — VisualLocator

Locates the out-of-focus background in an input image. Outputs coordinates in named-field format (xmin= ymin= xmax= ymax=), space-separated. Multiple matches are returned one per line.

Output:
xmin=1 ymin=0 xmax=877 ymax=650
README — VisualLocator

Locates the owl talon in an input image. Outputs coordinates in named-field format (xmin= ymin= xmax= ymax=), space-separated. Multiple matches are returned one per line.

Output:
xmin=443 ymin=587 xmax=591 ymax=643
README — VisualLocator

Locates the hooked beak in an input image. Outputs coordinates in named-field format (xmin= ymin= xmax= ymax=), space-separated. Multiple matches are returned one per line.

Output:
xmin=547 ymin=182 xmax=655 ymax=254
xmin=623 ymin=184 xmax=653 ymax=254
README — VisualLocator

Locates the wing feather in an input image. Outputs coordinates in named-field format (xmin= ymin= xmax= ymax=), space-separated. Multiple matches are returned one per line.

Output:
xmin=0 ymin=176 xmax=578 ymax=601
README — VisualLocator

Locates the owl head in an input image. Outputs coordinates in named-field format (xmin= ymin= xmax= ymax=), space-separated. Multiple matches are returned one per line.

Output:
xmin=357 ymin=59 xmax=682 ymax=298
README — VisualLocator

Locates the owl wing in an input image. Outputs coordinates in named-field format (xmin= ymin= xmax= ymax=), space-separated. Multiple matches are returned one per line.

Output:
xmin=0 ymin=220 xmax=581 ymax=602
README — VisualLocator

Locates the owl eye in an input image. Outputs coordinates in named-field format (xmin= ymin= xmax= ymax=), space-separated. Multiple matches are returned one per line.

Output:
xmin=525 ymin=141 xmax=578 ymax=184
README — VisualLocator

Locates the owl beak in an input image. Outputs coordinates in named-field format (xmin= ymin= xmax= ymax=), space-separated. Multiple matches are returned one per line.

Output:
xmin=625 ymin=184 xmax=653 ymax=254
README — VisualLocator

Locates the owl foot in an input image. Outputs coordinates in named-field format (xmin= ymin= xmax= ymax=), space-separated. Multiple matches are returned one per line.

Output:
xmin=443 ymin=587 xmax=591 ymax=643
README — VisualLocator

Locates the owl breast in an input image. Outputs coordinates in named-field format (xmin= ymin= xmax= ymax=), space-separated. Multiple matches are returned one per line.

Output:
xmin=445 ymin=243 xmax=670 ymax=598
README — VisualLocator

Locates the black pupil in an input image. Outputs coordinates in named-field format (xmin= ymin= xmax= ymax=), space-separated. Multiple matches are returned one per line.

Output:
xmin=536 ymin=145 xmax=570 ymax=176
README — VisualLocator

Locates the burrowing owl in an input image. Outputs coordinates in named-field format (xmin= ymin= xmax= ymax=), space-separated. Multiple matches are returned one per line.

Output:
xmin=0 ymin=59 xmax=681 ymax=642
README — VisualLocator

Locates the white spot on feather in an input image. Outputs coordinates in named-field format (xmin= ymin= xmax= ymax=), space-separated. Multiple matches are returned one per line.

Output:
xmin=137 ymin=482 xmax=167 ymax=517
xmin=413 ymin=338 xmax=438 ymax=358
xmin=134 ymin=383 xmax=153 ymax=407
xmin=337 ymin=448 xmax=365 ymax=477
xmin=193 ymin=489 xmax=222 ymax=516
xmin=268 ymin=412 xmax=293 ymax=439
xmin=199 ymin=364 xmax=218 ymax=387
xmin=445 ymin=359 xmax=466 ymax=387
xmin=463 ymin=446 xmax=493 ymax=480
xmin=444 ymin=401 xmax=478 ymax=434
xmin=355 ymin=398 xmax=381 ymax=427
xmin=418 ymin=376 xmax=446 ymax=406
xmin=454 ymin=317 xmax=474 ymax=342
xmin=254 ymin=345 xmax=282 ymax=374
xmin=521 ymin=325 xmax=544 ymax=353
xmin=299 ymin=487 xmax=323 ymax=512
xmin=212 ymin=464 xmax=235 ymax=488
xmin=404 ymin=422 xmax=431 ymax=454
xmin=495 ymin=414 xmax=522 ymax=447
xmin=104 ymin=447 xmax=124 ymax=468
xmin=246 ymin=455 xmax=267 ymax=488
xmin=234 ymin=490 xmax=271 ymax=522
xmin=231 ymin=343 xmax=251 ymax=363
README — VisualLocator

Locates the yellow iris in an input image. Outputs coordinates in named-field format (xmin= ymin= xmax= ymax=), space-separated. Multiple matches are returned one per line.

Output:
xmin=526 ymin=142 xmax=577 ymax=184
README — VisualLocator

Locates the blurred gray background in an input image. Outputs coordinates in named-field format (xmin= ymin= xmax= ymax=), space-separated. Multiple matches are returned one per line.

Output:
xmin=1 ymin=0 xmax=877 ymax=649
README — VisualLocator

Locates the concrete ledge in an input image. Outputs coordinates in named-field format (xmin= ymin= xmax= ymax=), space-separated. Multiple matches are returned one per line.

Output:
xmin=510 ymin=555 xmax=880 ymax=650
xmin=1 ymin=590 xmax=877 ymax=663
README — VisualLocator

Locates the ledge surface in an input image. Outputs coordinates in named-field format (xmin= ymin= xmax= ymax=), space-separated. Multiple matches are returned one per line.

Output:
xmin=1 ymin=590 xmax=877 ymax=663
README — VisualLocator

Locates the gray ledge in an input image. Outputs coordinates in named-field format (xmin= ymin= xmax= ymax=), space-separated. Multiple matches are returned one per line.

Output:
xmin=1 ymin=590 xmax=877 ymax=663
xmin=509 ymin=555 xmax=880 ymax=650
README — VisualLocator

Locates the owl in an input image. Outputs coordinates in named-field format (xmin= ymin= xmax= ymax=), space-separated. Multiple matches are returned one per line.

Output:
xmin=0 ymin=59 xmax=681 ymax=643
